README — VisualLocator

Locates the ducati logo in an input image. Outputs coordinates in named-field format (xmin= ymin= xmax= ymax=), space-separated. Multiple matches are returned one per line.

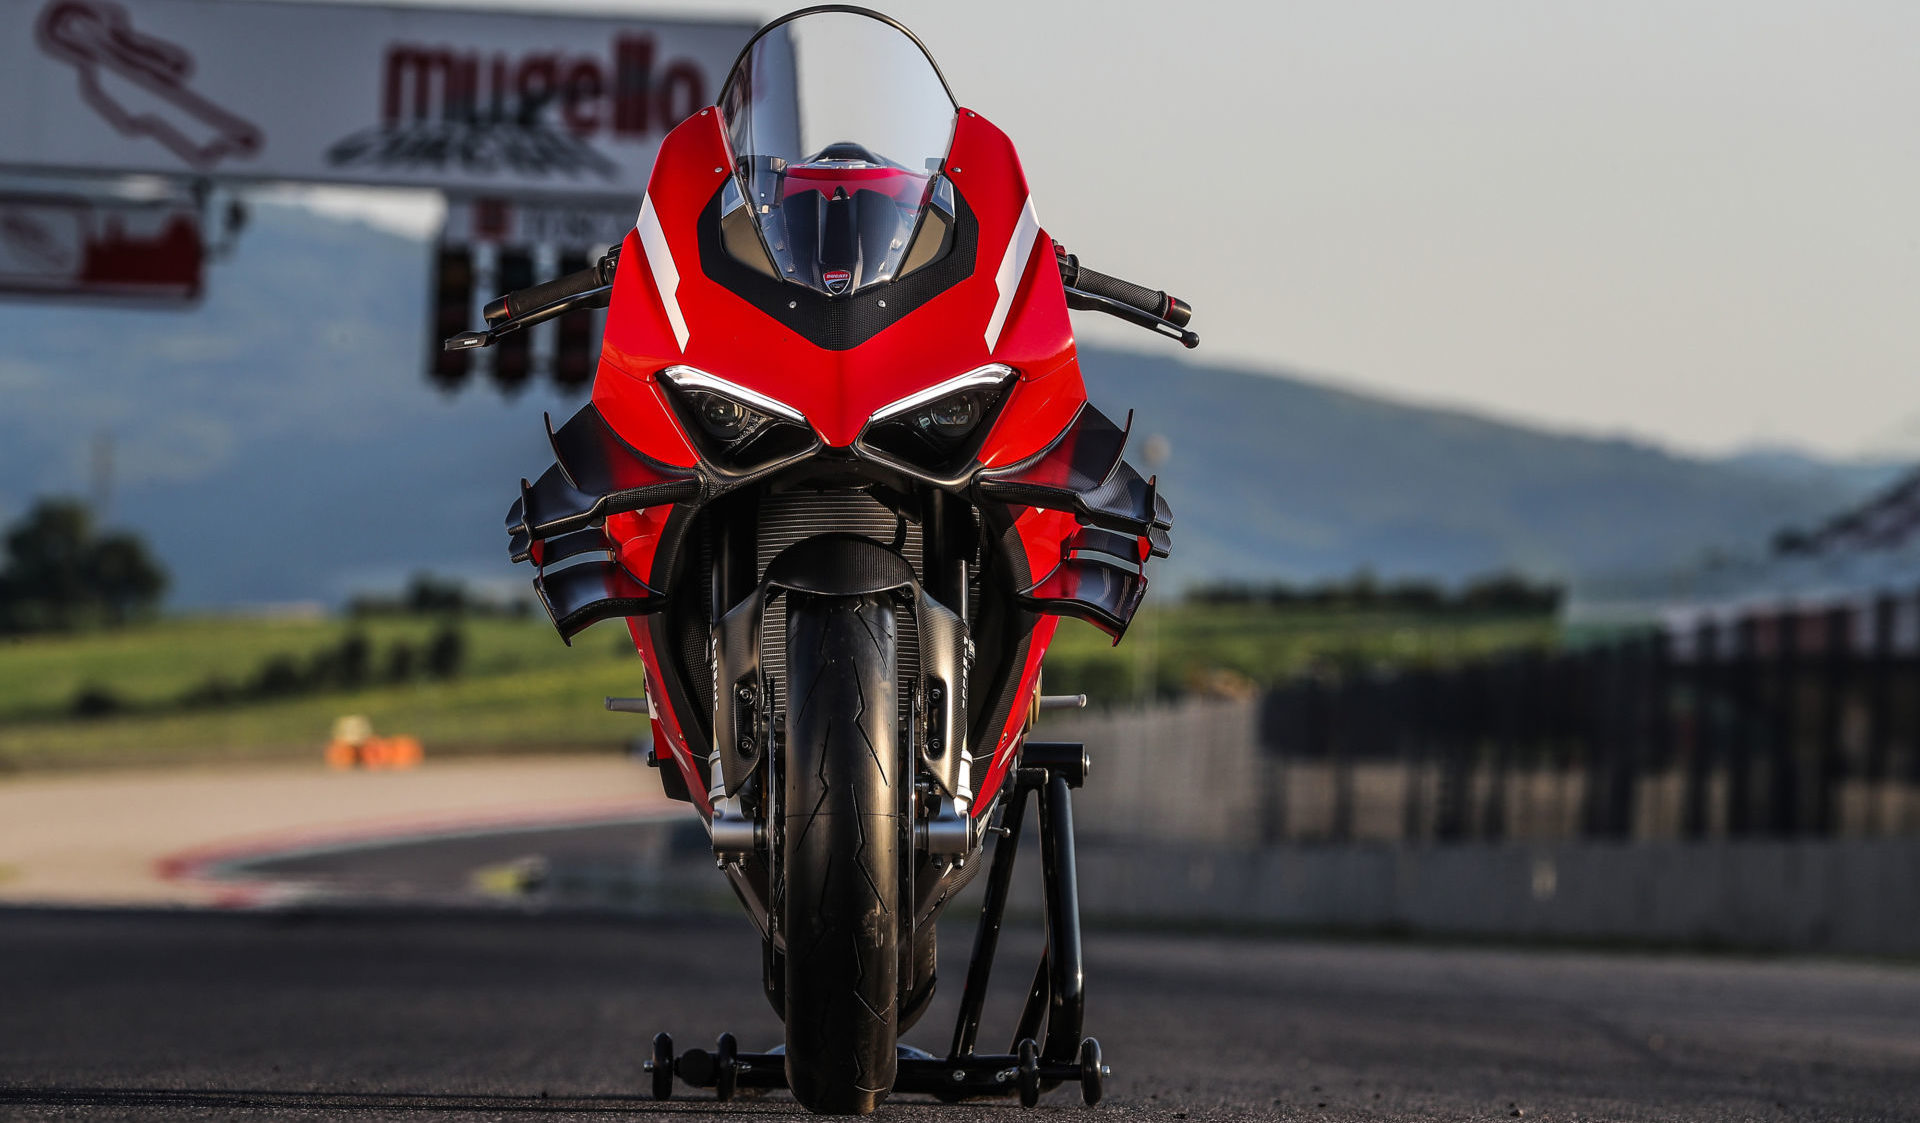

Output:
xmin=823 ymin=268 xmax=852 ymax=295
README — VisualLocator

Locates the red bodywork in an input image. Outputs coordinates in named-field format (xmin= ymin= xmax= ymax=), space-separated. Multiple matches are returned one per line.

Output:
xmin=590 ymin=106 xmax=1090 ymax=820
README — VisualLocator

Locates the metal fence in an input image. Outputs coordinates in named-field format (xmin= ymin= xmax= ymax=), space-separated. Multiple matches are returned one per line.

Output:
xmin=1256 ymin=600 xmax=1920 ymax=843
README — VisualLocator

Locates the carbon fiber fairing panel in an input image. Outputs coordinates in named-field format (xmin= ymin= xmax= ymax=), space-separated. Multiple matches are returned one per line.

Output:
xmin=975 ymin=402 xmax=1128 ymax=505
xmin=506 ymin=404 xmax=698 ymax=546
xmin=544 ymin=405 xmax=695 ymax=497
xmin=521 ymin=526 xmax=610 ymax=568
xmin=508 ymin=403 xmax=697 ymax=642
xmin=1015 ymin=523 xmax=1152 ymax=641
xmin=534 ymin=558 xmax=664 ymax=643
xmin=974 ymin=402 xmax=1173 ymax=540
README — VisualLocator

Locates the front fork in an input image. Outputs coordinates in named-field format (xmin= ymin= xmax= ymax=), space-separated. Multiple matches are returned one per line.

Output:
xmin=704 ymin=535 xmax=979 ymax=936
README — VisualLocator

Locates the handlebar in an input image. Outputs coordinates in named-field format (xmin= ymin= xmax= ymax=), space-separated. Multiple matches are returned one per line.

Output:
xmin=1057 ymin=253 xmax=1190 ymax=328
xmin=446 ymin=246 xmax=619 ymax=352
xmin=484 ymin=248 xmax=620 ymax=326
xmin=1054 ymin=243 xmax=1197 ymax=348
xmin=450 ymin=239 xmax=1199 ymax=354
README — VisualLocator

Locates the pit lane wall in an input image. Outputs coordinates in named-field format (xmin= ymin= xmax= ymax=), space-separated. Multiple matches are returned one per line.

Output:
xmin=1067 ymin=836 xmax=1920 ymax=956
xmin=1034 ymin=698 xmax=1920 ymax=956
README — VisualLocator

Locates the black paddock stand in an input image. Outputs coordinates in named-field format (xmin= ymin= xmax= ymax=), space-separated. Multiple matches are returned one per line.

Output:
xmin=647 ymin=742 xmax=1110 ymax=1108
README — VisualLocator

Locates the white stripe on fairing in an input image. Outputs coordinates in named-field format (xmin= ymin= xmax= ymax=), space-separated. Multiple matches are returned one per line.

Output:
xmin=636 ymin=195 xmax=688 ymax=351
xmin=983 ymin=195 xmax=1041 ymax=353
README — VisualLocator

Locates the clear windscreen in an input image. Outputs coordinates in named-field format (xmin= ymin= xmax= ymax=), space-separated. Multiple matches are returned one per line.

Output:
xmin=718 ymin=10 xmax=958 ymax=296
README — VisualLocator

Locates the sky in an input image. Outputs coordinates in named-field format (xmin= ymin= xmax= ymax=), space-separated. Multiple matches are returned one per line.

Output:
xmin=302 ymin=0 xmax=1919 ymax=459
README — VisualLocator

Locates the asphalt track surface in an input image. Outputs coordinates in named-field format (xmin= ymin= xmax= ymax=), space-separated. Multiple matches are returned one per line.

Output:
xmin=3 ymin=831 xmax=1918 ymax=1121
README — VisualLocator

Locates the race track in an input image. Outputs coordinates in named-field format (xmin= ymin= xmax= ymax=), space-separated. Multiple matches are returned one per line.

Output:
xmin=2 ymin=903 xmax=1916 ymax=1121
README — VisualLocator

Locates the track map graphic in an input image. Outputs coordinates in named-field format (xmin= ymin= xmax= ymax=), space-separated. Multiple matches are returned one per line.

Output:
xmin=35 ymin=0 xmax=262 ymax=169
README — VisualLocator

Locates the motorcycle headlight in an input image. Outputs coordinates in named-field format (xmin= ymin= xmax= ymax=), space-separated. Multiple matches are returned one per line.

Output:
xmin=691 ymin=390 xmax=767 ymax=443
xmin=658 ymin=366 xmax=814 ymax=469
xmin=860 ymin=365 xmax=1014 ymax=470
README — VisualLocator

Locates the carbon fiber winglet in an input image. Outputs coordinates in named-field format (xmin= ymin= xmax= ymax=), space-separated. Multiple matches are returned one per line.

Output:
xmin=534 ymin=558 xmax=664 ymax=645
xmin=975 ymin=404 xmax=1174 ymax=540
xmin=507 ymin=403 xmax=697 ymax=640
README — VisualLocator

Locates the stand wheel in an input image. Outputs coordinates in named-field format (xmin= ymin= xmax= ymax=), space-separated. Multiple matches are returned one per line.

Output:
xmin=1078 ymin=1037 xmax=1105 ymax=1106
xmin=649 ymin=1033 xmax=673 ymax=1101
xmin=1016 ymin=1038 xmax=1042 ymax=1108
xmin=714 ymin=1033 xmax=738 ymax=1102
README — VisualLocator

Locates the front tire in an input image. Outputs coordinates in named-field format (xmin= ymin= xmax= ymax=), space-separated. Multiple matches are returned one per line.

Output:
xmin=780 ymin=592 xmax=902 ymax=1115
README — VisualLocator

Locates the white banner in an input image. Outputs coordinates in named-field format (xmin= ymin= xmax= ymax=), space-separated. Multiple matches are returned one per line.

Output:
xmin=0 ymin=0 xmax=757 ymax=198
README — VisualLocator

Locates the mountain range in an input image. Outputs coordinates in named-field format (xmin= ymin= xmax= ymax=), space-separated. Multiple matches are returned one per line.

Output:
xmin=0 ymin=203 xmax=1899 ymax=608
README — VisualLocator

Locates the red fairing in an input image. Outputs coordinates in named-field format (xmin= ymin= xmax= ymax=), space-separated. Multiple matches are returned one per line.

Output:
xmin=605 ymin=505 xmax=709 ymax=814
xmin=975 ymin=612 xmax=1060 ymax=810
xmin=630 ymin=625 xmax=712 ymax=817
xmin=593 ymin=248 xmax=698 ymax=468
xmin=592 ymin=107 xmax=1079 ymax=453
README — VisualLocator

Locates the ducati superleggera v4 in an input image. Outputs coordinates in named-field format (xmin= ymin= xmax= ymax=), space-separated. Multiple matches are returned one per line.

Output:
xmin=447 ymin=7 xmax=1196 ymax=1113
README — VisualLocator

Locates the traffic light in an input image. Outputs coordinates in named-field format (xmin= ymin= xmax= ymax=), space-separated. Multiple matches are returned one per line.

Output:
xmin=553 ymin=249 xmax=596 ymax=392
xmin=430 ymin=241 xmax=603 ymax=397
xmin=428 ymin=246 xmax=473 ymax=392
xmin=491 ymin=247 xmax=534 ymax=395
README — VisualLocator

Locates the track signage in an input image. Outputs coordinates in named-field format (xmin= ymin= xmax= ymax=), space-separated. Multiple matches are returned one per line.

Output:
xmin=0 ymin=0 xmax=755 ymax=197
xmin=0 ymin=188 xmax=202 ymax=302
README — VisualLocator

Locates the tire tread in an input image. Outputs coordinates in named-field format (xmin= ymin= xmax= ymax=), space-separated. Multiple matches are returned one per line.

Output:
xmin=780 ymin=592 xmax=901 ymax=1115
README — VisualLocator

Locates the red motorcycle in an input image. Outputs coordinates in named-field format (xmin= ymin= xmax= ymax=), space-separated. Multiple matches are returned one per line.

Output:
xmin=449 ymin=7 xmax=1193 ymax=1113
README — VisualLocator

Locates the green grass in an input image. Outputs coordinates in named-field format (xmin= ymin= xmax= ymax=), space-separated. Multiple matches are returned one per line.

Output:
xmin=0 ymin=614 xmax=649 ymax=770
xmin=0 ymin=602 xmax=1557 ymax=770
xmin=1041 ymin=602 xmax=1558 ymax=704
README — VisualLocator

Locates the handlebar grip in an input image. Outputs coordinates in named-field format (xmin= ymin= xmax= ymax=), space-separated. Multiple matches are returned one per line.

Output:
xmin=485 ymin=265 xmax=606 ymax=326
xmin=1070 ymin=266 xmax=1191 ymax=328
